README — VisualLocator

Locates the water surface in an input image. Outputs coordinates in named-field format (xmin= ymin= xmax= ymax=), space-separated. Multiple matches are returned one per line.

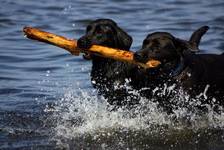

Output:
xmin=0 ymin=0 xmax=224 ymax=149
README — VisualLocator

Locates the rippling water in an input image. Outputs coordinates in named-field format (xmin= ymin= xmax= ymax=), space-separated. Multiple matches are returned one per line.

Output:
xmin=1 ymin=0 xmax=224 ymax=149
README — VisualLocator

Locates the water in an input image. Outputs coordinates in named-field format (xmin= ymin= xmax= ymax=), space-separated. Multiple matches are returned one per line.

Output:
xmin=1 ymin=0 xmax=224 ymax=149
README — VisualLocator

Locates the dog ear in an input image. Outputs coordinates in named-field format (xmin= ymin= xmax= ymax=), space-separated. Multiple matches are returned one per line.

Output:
xmin=114 ymin=26 xmax=133 ymax=50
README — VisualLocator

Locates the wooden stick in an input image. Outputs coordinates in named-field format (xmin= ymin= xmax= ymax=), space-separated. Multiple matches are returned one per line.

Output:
xmin=23 ymin=26 xmax=161 ymax=68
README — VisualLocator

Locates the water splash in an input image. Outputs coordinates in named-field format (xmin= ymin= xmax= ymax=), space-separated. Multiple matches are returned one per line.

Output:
xmin=47 ymin=83 xmax=224 ymax=149
xmin=62 ymin=5 xmax=74 ymax=15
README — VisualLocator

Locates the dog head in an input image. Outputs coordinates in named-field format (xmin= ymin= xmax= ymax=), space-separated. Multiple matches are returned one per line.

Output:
xmin=134 ymin=25 xmax=209 ymax=66
xmin=77 ymin=19 xmax=132 ymax=59
xmin=134 ymin=32 xmax=185 ymax=66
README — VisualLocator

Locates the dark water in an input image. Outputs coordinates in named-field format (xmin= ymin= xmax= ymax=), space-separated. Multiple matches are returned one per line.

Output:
xmin=1 ymin=0 xmax=224 ymax=149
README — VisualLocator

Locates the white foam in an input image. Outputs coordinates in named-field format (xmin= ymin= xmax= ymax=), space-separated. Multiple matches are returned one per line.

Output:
xmin=47 ymin=82 xmax=224 ymax=145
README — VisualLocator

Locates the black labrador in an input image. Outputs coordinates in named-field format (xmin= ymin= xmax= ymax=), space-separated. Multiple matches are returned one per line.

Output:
xmin=77 ymin=19 xmax=137 ymax=107
xmin=134 ymin=26 xmax=224 ymax=111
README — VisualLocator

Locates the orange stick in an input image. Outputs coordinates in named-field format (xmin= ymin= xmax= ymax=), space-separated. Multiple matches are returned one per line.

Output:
xmin=23 ymin=26 xmax=161 ymax=68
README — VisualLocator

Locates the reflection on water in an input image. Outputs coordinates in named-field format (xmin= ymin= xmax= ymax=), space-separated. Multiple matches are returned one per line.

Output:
xmin=0 ymin=0 xmax=224 ymax=149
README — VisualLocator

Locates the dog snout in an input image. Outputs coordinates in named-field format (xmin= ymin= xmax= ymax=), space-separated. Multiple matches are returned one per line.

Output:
xmin=77 ymin=36 xmax=92 ymax=49
xmin=134 ymin=52 xmax=142 ymax=61
xmin=134 ymin=51 xmax=147 ymax=63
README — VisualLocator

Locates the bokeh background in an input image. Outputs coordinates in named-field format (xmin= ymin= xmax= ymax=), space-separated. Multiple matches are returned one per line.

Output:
xmin=1 ymin=0 xmax=224 ymax=149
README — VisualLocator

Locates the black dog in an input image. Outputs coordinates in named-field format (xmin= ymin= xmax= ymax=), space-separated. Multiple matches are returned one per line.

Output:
xmin=134 ymin=26 xmax=224 ymax=111
xmin=131 ymin=26 xmax=209 ymax=90
xmin=77 ymin=19 xmax=137 ymax=107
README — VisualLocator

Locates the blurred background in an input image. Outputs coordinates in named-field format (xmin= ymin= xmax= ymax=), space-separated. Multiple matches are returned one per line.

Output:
xmin=0 ymin=0 xmax=224 ymax=149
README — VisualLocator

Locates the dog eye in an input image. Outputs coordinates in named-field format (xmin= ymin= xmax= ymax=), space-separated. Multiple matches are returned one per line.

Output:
xmin=151 ymin=42 xmax=160 ymax=49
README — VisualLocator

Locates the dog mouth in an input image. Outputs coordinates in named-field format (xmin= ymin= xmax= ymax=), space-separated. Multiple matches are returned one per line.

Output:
xmin=134 ymin=52 xmax=161 ymax=68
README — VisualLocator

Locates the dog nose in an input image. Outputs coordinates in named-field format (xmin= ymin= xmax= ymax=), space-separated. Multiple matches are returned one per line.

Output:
xmin=77 ymin=37 xmax=92 ymax=49
xmin=134 ymin=52 xmax=144 ymax=62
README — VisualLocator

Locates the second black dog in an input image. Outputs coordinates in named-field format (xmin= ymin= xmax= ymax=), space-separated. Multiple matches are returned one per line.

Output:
xmin=134 ymin=26 xmax=224 ymax=112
